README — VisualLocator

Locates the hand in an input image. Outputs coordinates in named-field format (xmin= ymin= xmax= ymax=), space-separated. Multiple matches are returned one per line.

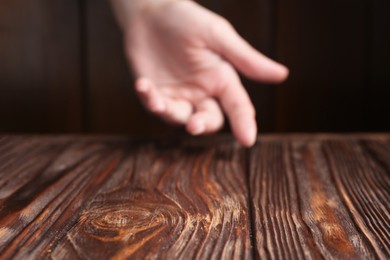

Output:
xmin=111 ymin=0 xmax=289 ymax=146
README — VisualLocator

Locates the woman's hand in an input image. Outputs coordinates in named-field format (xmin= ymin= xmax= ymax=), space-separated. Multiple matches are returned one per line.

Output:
xmin=110 ymin=0 xmax=288 ymax=146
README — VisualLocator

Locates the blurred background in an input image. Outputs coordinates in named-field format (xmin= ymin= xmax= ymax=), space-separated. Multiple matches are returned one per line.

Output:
xmin=0 ymin=0 xmax=389 ymax=137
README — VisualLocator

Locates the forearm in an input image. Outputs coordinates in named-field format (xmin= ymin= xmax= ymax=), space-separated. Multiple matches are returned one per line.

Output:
xmin=110 ymin=0 xmax=178 ymax=31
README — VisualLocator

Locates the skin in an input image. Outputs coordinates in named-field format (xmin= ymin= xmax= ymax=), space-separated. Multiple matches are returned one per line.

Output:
xmin=110 ymin=0 xmax=289 ymax=147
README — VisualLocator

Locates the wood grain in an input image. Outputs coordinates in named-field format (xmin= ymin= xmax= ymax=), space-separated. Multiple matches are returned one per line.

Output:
xmin=249 ymin=135 xmax=389 ymax=259
xmin=0 ymin=137 xmax=124 ymax=258
xmin=0 ymin=134 xmax=389 ymax=259
xmin=324 ymin=140 xmax=390 ymax=257
xmin=51 ymin=138 xmax=252 ymax=259
xmin=0 ymin=136 xmax=252 ymax=259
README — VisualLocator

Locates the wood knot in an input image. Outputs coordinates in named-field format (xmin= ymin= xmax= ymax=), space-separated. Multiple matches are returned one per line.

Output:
xmin=81 ymin=203 xmax=181 ymax=242
xmin=98 ymin=210 xmax=136 ymax=228
xmin=89 ymin=206 xmax=152 ymax=229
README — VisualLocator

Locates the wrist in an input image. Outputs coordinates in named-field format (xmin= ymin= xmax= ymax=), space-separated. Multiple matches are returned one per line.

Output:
xmin=110 ymin=0 xmax=180 ymax=31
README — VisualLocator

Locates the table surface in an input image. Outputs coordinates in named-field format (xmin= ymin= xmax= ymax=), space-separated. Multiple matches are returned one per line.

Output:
xmin=0 ymin=134 xmax=389 ymax=259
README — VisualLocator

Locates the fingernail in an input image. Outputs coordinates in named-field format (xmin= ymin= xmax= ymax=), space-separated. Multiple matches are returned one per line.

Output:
xmin=281 ymin=66 xmax=289 ymax=79
xmin=246 ymin=124 xmax=257 ymax=146
xmin=239 ymin=118 xmax=257 ymax=147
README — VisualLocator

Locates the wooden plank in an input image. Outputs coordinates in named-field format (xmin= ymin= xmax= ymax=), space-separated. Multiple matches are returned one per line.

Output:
xmin=324 ymin=140 xmax=390 ymax=257
xmin=361 ymin=139 xmax=390 ymax=172
xmin=0 ymin=136 xmax=252 ymax=258
xmin=1 ymin=134 xmax=389 ymax=258
xmin=51 ymin=137 xmax=252 ymax=259
xmin=0 ymin=137 xmax=123 ymax=259
xmin=249 ymin=136 xmax=389 ymax=258
xmin=0 ymin=0 xmax=82 ymax=132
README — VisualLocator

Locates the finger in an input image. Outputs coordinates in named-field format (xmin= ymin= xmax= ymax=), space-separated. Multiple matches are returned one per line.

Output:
xmin=161 ymin=96 xmax=193 ymax=124
xmin=207 ymin=19 xmax=289 ymax=83
xmin=135 ymin=78 xmax=166 ymax=113
xmin=216 ymin=69 xmax=257 ymax=147
xmin=135 ymin=78 xmax=193 ymax=124
xmin=186 ymin=98 xmax=224 ymax=135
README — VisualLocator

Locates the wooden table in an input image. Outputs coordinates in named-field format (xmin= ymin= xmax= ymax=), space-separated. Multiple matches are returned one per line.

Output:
xmin=0 ymin=134 xmax=389 ymax=259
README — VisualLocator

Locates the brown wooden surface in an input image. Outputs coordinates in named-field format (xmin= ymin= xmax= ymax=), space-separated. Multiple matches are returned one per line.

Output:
xmin=250 ymin=136 xmax=390 ymax=259
xmin=0 ymin=0 xmax=83 ymax=133
xmin=0 ymin=134 xmax=389 ymax=259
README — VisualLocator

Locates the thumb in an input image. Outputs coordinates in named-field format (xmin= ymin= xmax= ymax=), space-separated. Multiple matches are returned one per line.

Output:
xmin=206 ymin=18 xmax=289 ymax=83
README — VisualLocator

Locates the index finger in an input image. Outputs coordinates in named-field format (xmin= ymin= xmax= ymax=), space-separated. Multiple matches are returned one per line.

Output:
xmin=216 ymin=65 xmax=257 ymax=147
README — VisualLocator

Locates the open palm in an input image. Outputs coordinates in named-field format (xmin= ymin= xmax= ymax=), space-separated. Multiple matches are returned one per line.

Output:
xmin=122 ymin=0 xmax=288 ymax=146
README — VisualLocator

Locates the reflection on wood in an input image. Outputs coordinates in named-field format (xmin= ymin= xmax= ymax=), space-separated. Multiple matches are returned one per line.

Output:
xmin=0 ymin=135 xmax=388 ymax=259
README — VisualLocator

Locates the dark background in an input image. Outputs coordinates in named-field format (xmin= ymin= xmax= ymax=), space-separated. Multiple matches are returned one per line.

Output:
xmin=0 ymin=0 xmax=389 ymax=137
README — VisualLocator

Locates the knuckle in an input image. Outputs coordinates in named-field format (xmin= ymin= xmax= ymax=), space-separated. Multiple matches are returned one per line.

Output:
xmin=218 ymin=16 xmax=234 ymax=29
xmin=209 ymin=17 xmax=233 ymax=39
